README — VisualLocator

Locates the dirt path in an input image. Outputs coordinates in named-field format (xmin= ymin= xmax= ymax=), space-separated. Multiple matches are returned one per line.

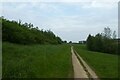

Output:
xmin=71 ymin=46 xmax=99 ymax=79
xmin=71 ymin=46 xmax=88 ymax=78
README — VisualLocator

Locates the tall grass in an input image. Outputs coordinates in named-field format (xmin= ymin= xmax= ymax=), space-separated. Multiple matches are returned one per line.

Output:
xmin=74 ymin=44 xmax=118 ymax=78
xmin=0 ymin=41 xmax=2 ymax=78
xmin=3 ymin=42 xmax=73 ymax=78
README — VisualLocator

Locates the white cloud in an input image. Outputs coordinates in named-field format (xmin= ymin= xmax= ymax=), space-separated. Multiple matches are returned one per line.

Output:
xmin=81 ymin=1 xmax=117 ymax=9
xmin=0 ymin=0 xmax=119 ymax=2
xmin=0 ymin=3 xmax=2 ymax=15
xmin=1 ymin=2 xmax=118 ymax=42
xmin=36 ymin=14 xmax=117 ymax=42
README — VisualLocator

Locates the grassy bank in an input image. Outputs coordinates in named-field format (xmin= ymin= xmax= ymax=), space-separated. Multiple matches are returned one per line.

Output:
xmin=0 ymin=41 xmax=2 ymax=78
xmin=3 ymin=42 xmax=73 ymax=78
xmin=74 ymin=44 xmax=118 ymax=78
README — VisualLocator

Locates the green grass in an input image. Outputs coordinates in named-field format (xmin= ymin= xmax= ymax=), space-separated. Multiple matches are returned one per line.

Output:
xmin=0 ymin=41 xmax=2 ymax=78
xmin=74 ymin=44 xmax=118 ymax=78
xmin=3 ymin=42 xmax=73 ymax=78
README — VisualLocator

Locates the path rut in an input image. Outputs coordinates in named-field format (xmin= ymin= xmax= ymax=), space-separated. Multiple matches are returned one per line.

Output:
xmin=71 ymin=46 xmax=99 ymax=79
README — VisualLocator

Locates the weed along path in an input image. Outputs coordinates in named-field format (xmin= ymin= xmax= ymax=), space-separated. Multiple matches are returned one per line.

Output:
xmin=71 ymin=46 xmax=99 ymax=79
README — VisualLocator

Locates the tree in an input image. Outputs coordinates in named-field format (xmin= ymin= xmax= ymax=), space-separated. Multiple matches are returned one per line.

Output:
xmin=86 ymin=27 xmax=118 ymax=55
xmin=112 ymin=31 xmax=117 ymax=39
xmin=103 ymin=27 xmax=112 ymax=39
xmin=2 ymin=17 xmax=63 ymax=44
xmin=18 ymin=19 xmax=22 ymax=26
xmin=86 ymin=34 xmax=94 ymax=50
xmin=23 ymin=23 xmax=28 ymax=27
xmin=94 ymin=34 xmax=103 ymax=51
xmin=28 ymin=23 xmax=33 ymax=29
xmin=79 ymin=41 xmax=81 ymax=44
xmin=69 ymin=41 xmax=72 ymax=43
xmin=63 ymin=40 xmax=67 ymax=43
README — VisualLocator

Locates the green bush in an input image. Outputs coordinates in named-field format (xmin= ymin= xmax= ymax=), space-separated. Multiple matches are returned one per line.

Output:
xmin=1 ymin=17 xmax=62 ymax=44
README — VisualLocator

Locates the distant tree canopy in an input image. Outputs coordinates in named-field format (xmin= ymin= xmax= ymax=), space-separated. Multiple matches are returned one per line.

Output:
xmin=86 ymin=27 xmax=118 ymax=55
xmin=69 ymin=41 xmax=72 ymax=43
xmin=1 ymin=17 xmax=63 ymax=44
xmin=63 ymin=40 xmax=67 ymax=43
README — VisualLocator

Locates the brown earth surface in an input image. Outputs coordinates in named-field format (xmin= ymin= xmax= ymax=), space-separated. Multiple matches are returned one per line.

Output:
xmin=71 ymin=46 xmax=99 ymax=79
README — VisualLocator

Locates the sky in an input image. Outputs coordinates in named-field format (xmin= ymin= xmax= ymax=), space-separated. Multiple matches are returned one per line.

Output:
xmin=0 ymin=0 xmax=119 ymax=42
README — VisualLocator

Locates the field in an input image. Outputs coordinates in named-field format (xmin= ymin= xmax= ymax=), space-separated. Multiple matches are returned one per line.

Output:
xmin=0 ymin=41 xmax=2 ymax=78
xmin=74 ymin=44 xmax=118 ymax=78
xmin=2 ymin=42 xmax=118 ymax=78
xmin=3 ymin=42 xmax=73 ymax=78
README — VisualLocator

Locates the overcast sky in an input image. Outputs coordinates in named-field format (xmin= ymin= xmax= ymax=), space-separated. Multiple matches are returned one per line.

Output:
xmin=0 ymin=0 xmax=119 ymax=42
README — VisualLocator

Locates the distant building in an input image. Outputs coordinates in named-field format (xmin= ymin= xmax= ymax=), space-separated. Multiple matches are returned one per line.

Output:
xmin=79 ymin=41 xmax=86 ymax=44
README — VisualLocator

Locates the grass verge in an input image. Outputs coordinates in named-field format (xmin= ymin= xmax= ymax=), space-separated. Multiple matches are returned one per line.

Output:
xmin=74 ymin=44 xmax=118 ymax=78
xmin=3 ymin=42 xmax=73 ymax=78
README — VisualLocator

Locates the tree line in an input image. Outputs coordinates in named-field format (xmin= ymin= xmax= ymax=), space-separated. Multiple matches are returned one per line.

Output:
xmin=1 ymin=16 xmax=63 ymax=44
xmin=86 ymin=27 xmax=118 ymax=55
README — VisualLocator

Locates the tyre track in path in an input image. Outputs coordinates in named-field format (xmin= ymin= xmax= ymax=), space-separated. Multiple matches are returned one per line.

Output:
xmin=71 ymin=46 xmax=99 ymax=80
